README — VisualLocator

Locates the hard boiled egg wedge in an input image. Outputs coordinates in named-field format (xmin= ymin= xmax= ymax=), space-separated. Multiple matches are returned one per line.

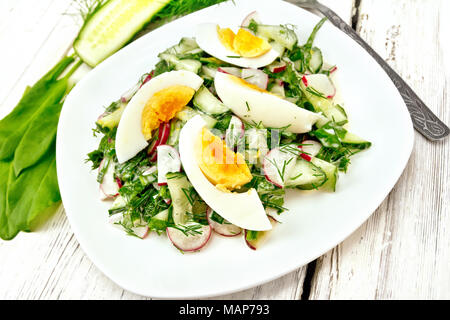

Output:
xmin=195 ymin=23 xmax=280 ymax=69
xmin=115 ymin=70 xmax=203 ymax=164
xmin=214 ymin=72 xmax=323 ymax=133
xmin=179 ymin=115 xmax=272 ymax=231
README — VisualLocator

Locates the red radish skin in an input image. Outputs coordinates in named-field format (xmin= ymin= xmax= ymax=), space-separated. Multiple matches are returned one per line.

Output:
xmin=269 ymin=61 xmax=287 ymax=73
xmin=300 ymin=153 xmax=312 ymax=162
xmin=132 ymin=226 xmax=149 ymax=239
xmin=241 ymin=11 xmax=261 ymax=28
xmin=303 ymin=74 xmax=336 ymax=98
xmin=273 ymin=65 xmax=286 ymax=73
xmin=139 ymin=71 xmax=154 ymax=88
xmin=206 ymin=207 xmax=242 ymax=237
xmin=148 ymin=122 xmax=171 ymax=161
xmin=167 ymin=225 xmax=212 ymax=252
xmin=301 ymin=75 xmax=308 ymax=86
xmin=263 ymin=148 xmax=297 ymax=188
xmin=300 ymin=140 xmax=322 ymax=157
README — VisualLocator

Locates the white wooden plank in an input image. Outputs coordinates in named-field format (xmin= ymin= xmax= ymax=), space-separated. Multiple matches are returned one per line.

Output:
xmin=309 ymin=0 xmax=450 ymax=299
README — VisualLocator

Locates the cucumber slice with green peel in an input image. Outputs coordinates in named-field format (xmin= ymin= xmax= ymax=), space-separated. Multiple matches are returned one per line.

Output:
xmin=256 ymin=25 xmax=298 ymax=50
xmin=341 ymin=132 xmax=372 ymax=149
xmin=175 ymin=106 xmax=217 ymax=128
xmin=302 ymin=84 xmax=348 ymax=125
xmin=164 ymin=37 xmax=199 ymax=55
xmin=158 ymin=53 xmax=202 ymax=74
xmin=166 ymin=172 xmax=192 ymax=225
xmin=74 ymin=0 xmax=171 ymax=67
xmin=96 ymin=102 xmax=126 ymax=129
xmin=308 ymin=47 xmax=323 ymax=73
xmin=311 ymin=157 xmax=338 ymax=192
xmin=193 ymin=86 xmax=229 ymax=115
xmin=285 ymin=158 xmax=327 ymax=190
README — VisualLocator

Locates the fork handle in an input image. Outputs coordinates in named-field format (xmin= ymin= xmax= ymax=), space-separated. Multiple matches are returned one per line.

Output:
xmin=315 ymin=2 xmax=449 ymax=141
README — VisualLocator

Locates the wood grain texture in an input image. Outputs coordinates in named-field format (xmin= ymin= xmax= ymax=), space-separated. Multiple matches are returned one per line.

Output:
xmin=308 ymin=0 xmax=450 ymax=300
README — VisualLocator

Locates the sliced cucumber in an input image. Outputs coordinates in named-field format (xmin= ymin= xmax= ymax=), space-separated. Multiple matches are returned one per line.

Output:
xmin=164 ymin=37 xmax=199 ymax=55
xmin=167 ymin=119 xmax=183 ymax=146
xmin=74 ymin=0 xmax=171 ymax=67
xmin=302 ymin=85 xmax=348 ymax=125
xmin=285 ymin=158 xmax=327 ymax=190
xmin=311 ymin=157 xmax=338 ymax=192
xmin=97 ymin=102 xmax=126 ymax=129
xmin=200 ymin=66 xmax=217 ymax=79
xmin=193 ymin=86 xmax=229 ymax=115
xmin=109 ymin=195 xmax=127 ymax=214
xmin=166 ymin=172 xmax=192 ymax=225
xmin=341 ymin=132 xmax=372 ymax=150
xmin=148 ymin=209 xmax=169 ymax=231
xmin=309 ymin=47 xmax=323 ymax=73
xmin=256 ymin=25 xmax=298 ymax=50
xmin=175 ymin=106 xmax=217 ymax=128
xmin=158 ymin=53 xmax=202 ymax=74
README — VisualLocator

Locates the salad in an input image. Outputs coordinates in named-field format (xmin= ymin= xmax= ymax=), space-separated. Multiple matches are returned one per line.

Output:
xmin=87 ymin=12 xmax=371 ymax=252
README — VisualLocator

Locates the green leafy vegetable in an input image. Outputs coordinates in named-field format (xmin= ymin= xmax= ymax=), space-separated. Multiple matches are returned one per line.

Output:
xmin=0 ymin=148 xmax=61 ymax=240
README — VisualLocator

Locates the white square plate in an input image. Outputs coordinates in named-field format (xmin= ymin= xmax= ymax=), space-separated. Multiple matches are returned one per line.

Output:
xmin=56 ymin=0 xmax=414 ymax=298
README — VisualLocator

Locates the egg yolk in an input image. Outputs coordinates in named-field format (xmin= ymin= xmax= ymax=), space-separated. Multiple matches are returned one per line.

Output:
xmin=217 ymin=27 xmax=235 ymax=51
xmin=217 ymin=26 xmax=271 ymax=58
xmin=198 ymin=128 xmax=252 ymax=191
xmin=141 ymin=85 xmax=195 ymax=140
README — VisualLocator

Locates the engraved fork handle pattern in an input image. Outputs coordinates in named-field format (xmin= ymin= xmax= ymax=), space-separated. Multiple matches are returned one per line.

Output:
xmin=289 ymin=0 xmax=449 ymax=140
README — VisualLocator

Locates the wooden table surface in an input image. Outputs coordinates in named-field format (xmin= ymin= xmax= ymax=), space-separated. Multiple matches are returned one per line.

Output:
xmin=1 ymin=0 xmax=449 ymax=300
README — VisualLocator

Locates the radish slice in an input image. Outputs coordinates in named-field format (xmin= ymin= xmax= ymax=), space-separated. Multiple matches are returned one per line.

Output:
xmin=206 ymin=207 xmax=242 ymax=237
xmin=268 ymin=61 xmax=287 ymax=73
xmin=132 ymin=226 xmax=149 ymax=239
xmin=300 ymin=140 xmax=322 ymax=157
xmin=241 ymin=10 xmax=261 ymax=28
xmin=263 ymin=147 xmax=297 ymax=188
xmin=167 ymin=224 xmax=212 ymax=252
xmin=303 ymin=74 xmax=336 ymax=98
xmin=99 ymin=159 xmax=119 ymax=199
xmin=120 ymin=82 xmax=140 ymax=103
xmin=139 ymin=71 xmax=154 ymax=88
xmin=148 ymin=122 xmax=171 ymax=162
xmin=321 ymin=62 xmax=337 ymax=75
xmin=157 ymin=145 xmax=181 ymax=185
xmin=225 ymin=115 xmax=245 ymax=149
xmin=241 ymin=68 xmax=268 ymax=90
xmin=218 ymin=67 xmax=242 ymax=77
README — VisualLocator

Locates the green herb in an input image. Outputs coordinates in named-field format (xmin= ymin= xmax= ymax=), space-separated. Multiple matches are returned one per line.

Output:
xmin=154 ymin=0 xmax=229 ymax=20
xmin=226 ymin=55 xmax=242 ymax=58
xmin=245 ymin=101 xmax=251 ymax=111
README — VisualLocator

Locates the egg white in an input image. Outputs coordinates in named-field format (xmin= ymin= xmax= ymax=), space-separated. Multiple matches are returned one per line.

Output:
xmin=214 ymin=72 xmax=323 ymax=133
xmin=195 ymin=23 xmax=279 ymax=69
xmin=115 ymin=70 xmax=203 ymax=164
xmin=179 ymin=115 xmax=272 ymax=231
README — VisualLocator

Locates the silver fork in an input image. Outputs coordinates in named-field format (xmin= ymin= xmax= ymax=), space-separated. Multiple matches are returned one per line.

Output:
xmin=286 ymin=0 xmax=449 ymax=141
